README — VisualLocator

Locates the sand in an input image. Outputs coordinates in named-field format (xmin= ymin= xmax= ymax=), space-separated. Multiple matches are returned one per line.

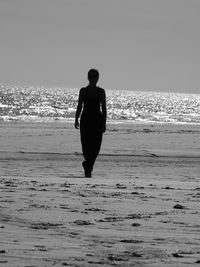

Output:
xmin=0 ymin=121 xmax=200 ymax=267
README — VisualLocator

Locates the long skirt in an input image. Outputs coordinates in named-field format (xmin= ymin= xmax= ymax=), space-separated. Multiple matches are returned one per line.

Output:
xmin=80 ymin=114 xmax=103 ymax=173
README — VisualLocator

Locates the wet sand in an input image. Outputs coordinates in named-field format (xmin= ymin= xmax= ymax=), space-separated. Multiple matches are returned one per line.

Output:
xmin=0 ymin=122 xmax=200 ymax=266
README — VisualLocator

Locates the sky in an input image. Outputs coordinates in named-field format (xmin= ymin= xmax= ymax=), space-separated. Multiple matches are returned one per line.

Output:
xmin=0 ymin=0 xmax=200 ymax=93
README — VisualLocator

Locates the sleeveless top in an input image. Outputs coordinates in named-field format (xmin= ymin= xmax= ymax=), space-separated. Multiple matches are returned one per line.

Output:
xmin=81 ymin=86 xmax=102 ymax=119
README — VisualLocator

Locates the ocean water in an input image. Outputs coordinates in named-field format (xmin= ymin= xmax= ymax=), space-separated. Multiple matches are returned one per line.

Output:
xmin=1 ymin=85 xmax=200 ymax=124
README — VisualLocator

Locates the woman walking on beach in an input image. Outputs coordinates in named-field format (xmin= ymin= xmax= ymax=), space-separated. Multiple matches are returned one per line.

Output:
xmin=75 ymin=69 xmax=107 ymax=177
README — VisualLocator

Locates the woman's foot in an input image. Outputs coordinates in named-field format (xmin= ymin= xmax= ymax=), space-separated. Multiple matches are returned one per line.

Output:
xmin=82 ymin=161 xmax=92 ymax=177
xmin=85 ymin=172 xmax=92 ymax=178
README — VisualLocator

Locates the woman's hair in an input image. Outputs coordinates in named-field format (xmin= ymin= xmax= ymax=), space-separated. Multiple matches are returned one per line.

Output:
xmin=88 ymin=69 xmax=99 ymax=82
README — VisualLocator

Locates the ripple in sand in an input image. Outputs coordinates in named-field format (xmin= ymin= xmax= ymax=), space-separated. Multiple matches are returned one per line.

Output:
xmin=120 ymin=239 xmax=143 ymax=244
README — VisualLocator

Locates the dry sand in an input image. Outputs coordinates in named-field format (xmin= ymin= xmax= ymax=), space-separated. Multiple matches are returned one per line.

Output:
xmin=0 ymin=121 xmax=200 ymax=267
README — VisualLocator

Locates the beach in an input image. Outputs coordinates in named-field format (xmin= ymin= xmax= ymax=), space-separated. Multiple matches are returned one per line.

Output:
xmin=0 ymin=121 xmax=200 ymax=267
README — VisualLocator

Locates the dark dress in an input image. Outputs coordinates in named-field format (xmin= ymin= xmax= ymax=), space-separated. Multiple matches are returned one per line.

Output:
xmin=80 ymin=86 xmax=103 ymax=174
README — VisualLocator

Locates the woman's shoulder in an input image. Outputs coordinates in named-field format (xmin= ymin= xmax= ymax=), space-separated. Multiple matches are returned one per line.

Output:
xmin=98 ymin=87 xmax=106 ymax=94
xmin=79 ymin=86 xmax=105 ymax=96
xmin=79 ymin=87 xmax=87 ymax=95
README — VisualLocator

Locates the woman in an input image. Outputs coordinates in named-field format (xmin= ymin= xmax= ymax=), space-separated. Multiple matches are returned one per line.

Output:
xmin=75 ymin=69 xmax=107 ymax=177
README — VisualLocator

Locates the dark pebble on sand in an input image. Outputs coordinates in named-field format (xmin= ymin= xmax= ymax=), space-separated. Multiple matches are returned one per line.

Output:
xmin=131 ymin=252 xmax=142 ymax=257
xmin=116 ymin=183 xmax=127 ymax=189
xmin=131 ymin=191 xmax=140 ymax=195
xmin=132 ymin=223 xmax=141 ymax=227
xmin=172 ymin=252 xmax=184 ymax=258
xmin=4 ymin=181 xmax=13 ymax=184
xmin=0 ymin=250 xmax=6 ymax=253
xmin=163 ymin=186 xmax=174 ymax=190
xmin=90 ymin=185 xmax=97 ymax=188
xmin=173 ymin=204 xmax=186 ymax=209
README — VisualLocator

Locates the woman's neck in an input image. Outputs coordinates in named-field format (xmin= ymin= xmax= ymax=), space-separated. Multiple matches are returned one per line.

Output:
xmin=89 ymin=82 xmax=97 ymax=87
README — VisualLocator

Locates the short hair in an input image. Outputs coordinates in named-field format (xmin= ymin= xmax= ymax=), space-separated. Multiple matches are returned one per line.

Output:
xmin=88 ymin=69 xmax=99 ymax=81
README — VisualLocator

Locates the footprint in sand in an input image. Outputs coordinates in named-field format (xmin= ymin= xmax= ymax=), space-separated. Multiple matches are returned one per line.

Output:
xmin=29 ymin=222 xmax=63 ymax=230
xmin=34 ymin=245 xmax=48 ymax=252
xmin=71 ymin=220 xmax=94 ymax=226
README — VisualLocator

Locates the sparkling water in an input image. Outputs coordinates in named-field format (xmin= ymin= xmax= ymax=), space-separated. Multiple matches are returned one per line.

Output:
xmin=1 ymin=85 xmax=200 ymax=124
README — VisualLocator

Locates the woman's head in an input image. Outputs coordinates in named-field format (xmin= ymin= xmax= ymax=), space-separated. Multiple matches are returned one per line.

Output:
xmin=88 ymin=69 xmax=99 ymax=84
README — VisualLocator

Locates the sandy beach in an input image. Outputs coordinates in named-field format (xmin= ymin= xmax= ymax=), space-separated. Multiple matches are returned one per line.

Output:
xmin=0 ymin=121 xmax=200 ymax=267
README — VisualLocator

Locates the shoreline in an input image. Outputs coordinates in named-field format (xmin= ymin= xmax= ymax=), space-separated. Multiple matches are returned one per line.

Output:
xmin=1 ymin=118 xmax=200 ymax=126
xmin=0 ymin=149 xmax=200 ymax=159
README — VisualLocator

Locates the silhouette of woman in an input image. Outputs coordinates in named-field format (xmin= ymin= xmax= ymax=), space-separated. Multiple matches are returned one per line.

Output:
xmin=75 ymin=69 xmax=107 ymax=177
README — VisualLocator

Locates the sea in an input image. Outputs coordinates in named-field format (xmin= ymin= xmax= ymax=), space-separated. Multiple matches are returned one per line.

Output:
xmin=1 ymin=84 xmax=200 ymax=124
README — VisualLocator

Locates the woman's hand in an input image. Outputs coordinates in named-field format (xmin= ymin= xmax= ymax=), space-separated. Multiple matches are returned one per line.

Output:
xmin=102 ymin=123 xmax=106 ymax=133
xmin=75 ymin=119 xmax=79 ymax=129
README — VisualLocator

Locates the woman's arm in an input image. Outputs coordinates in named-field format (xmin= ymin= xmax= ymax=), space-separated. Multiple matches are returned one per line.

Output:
xmin=101 ymin=89 xmax=107 ymax=132
xmin=75 ymin=88 xmax=84 ymax=129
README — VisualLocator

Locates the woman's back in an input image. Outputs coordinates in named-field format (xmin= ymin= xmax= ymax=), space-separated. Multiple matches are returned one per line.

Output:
xmin=82 ymin=86 xmax=102 ymax=116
